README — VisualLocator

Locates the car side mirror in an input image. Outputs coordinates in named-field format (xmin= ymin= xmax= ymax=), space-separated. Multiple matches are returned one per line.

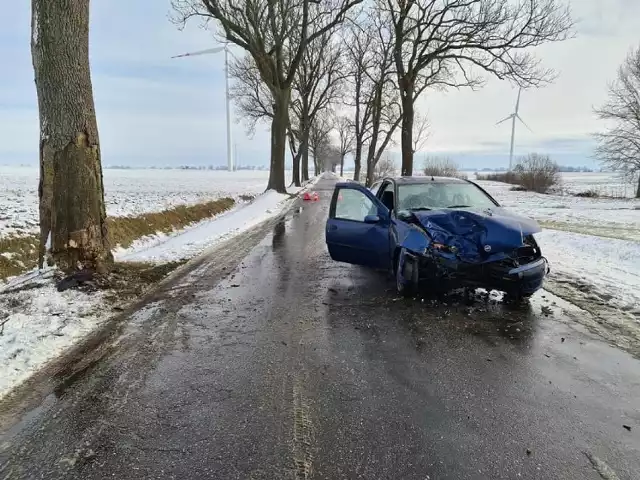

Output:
xmin=364 ymin=214 xmax=381 ymax=224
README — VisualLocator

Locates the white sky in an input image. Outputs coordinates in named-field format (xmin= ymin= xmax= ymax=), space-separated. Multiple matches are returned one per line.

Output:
xmin=0 ymin=0 xmax=638 ymax=168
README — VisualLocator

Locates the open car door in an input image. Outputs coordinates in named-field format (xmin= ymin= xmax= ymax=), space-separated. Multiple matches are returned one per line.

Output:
xmin=325 ymin=182 xmax=390 ymax=269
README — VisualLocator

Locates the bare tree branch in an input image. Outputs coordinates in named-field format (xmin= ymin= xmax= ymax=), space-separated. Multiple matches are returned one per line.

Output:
xmin=377 ymin=0 xmax=574 ymax=176
xmin=593 ymin=44 xmax=640 ymax=197
xmin=412 ymin=110 xmax=430 ymax=153
xmin=171 ymin=0 xmax=363 ymax=192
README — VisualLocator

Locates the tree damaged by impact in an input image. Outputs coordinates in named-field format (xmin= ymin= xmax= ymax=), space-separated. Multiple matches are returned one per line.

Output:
xmin=31 ymin=0 xmax=112 ymax=277
xmin=326 ymin=176 xmax=550 ymax=300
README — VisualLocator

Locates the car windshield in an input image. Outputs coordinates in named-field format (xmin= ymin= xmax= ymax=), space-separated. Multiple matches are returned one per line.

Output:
xmin=397 ymin=182 xmax=497 ymax=211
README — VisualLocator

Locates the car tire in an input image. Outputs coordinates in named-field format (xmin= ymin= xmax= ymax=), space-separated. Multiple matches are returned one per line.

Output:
xmin=396 ymin=248 xmax=417 ymax=298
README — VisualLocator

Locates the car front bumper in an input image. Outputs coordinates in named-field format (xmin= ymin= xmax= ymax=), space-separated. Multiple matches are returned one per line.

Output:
xmin=412 ymin=254 xmax=550 ymax=296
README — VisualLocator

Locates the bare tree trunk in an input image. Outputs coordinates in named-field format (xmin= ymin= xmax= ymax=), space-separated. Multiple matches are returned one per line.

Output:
xmin=340 ymin=154 xmax=345 ymax=177
xmin=353 ymin=144 xmax=362 ymax=181
xmin=291 ymin=151 xmax=302 ymax=187
xmin=38 ymin=146 xmax=53 ymax=269
xmin=31 ymin=0 xmax=112 ymax=273
xmin=298 ymin=116 xmax=310 ymax=185
xmin=365 ymin=136 xmax=379 ymax=188
xmin=636 ymin=174 xmax=640 ymax=198
xmin=302 ymin=151 xmax=309 ymax=181
xmin=287 ymin=126 xmax=302 ymax=187
xmin=400 ymin=83 xmax=415 ymax=177
xmin=267 ymin=88 xmax=290 ymax=193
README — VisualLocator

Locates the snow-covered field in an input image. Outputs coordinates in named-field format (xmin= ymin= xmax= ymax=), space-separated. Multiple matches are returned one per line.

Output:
xmin=0 ymin=167 xmax=276 ymax=237
xmin=474 ymin=179 xmax=640 ymax=242
xmin=555 ymin=171 xmax=637 ymax=198
xmin=469 ymin=171 xmax=637 ymax=198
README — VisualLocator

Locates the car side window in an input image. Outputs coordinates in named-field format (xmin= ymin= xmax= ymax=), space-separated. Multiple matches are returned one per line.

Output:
xmin=369 ymin=181 xmax=382 ymax=195
xmin=334 ymin=188 xmax=377 ymax=222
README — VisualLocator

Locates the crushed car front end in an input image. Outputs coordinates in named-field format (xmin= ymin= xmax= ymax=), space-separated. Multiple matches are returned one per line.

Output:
xmin=397 ymin=208 xmax=550 ymax=297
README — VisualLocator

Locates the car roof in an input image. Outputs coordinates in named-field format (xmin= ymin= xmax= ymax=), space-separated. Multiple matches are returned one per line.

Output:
xmin=387 ymin=176 xmax=469 ymax=184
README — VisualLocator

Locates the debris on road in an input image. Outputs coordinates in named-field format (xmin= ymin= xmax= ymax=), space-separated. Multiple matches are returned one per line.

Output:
xmin=302 ymin=191 xmax=320 ymax=201
xmin=56 ymin=270 xmax=95 ymax=292
xmin=623 ymin=424 xmax=631 ymax=431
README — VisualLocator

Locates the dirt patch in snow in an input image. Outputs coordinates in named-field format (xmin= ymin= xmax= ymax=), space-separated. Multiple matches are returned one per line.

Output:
xmin=543 ymin=276 xmax=640 ymax=358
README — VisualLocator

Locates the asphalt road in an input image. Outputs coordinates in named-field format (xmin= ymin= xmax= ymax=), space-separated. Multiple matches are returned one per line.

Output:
xmin=1 ymin=174 xmax=639 ymax=480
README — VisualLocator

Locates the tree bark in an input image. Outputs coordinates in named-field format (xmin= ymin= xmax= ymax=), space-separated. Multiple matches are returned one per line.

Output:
xmin=353 ymin=144 xmax=362 ymax=182
xmin=636 ymin=174 xmax=640 ymax=198
xmin=287 ymin=126 xmax=302 ymax=187
xmin=340 ymin=154 xmax=345 ymax=177
xmin=291 ymin=151 xmax=302 ymax=187
xmin=400 ymin=82 xmax=415 ymax=177
xmin=267 ymin=88 xmax=290 ymax=193
xmin=31 ymin=0 xmax=112 ymax=273
xmin=298 ymin=114 xmax=310 ymax=185
xmin=365 ymin=131 xmax=379 ymax=188
xmin=302 ymin=151 xmax=309 ymax=182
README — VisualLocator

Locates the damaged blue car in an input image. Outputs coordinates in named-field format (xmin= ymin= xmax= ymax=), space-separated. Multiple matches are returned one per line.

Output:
xmin=325 ymin=176 xmax=549 ymax=299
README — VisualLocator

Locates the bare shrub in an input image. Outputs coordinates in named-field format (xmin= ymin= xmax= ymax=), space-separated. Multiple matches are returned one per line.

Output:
xmin=515 ymin=153 xmax=560 ymax=193
xmin=574 ymin=189 xmax=599 ymax=198
xmin=374 ymin=156 xmax=397 ymax=181
xmin=476 ymin=154 xmax=559 ymax=193
xmin=423 ymin=156 xmax=467 ymax=179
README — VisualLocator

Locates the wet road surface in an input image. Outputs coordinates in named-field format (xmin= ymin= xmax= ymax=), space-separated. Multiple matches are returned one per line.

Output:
xmin=1 ymin=174 xmax=639 ymax=479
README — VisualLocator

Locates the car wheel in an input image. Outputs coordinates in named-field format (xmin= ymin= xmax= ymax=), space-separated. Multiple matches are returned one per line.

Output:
xmin=396 ymin=248 xmax=416 ymax=298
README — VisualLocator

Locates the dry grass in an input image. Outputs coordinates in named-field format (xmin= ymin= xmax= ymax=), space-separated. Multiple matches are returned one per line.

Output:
xmin=107 ymin=197 xmax=234 ymax=249
xmin=0 ymin=234 xmax=39 ymax=280
xmin=0 ymin=197 xmax=235 ymax=281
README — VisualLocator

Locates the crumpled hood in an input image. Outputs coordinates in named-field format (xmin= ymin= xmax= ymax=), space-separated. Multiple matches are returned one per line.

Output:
xmin=413 ymin=207 xmax=541 ymax=262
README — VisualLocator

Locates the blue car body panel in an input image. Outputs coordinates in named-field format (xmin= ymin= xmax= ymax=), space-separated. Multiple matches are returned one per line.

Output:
xmin=325 ymin=184 xmax=390 ymax=269
xmin=325 ymin=177 xmax=549 ymax=296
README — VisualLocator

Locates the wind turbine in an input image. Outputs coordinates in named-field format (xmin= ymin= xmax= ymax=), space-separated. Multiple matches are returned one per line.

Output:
xmin=496 ymin=87 xmax=532 ymax=171
xmin=171 ymin=44 xmax=234 ymax=171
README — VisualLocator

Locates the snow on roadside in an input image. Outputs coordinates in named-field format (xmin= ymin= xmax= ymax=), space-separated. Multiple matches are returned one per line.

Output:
xmin=116 ymin=185 xmax=310 ymax=263
xmin=476 ymin=179 xmax=640 ymax=341
xmin=536 ymin=230 xmax=640 ymax=321
xmin=0 ymin=271 xmax=107 ymax=397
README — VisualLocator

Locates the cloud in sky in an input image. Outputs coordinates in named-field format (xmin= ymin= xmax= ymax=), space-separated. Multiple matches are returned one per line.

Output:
xmin=1 ymin=0 xmax=638 ymax=168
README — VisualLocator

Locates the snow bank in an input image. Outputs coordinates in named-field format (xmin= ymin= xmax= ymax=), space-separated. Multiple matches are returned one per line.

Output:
xmin=116 ymin=189 xmax=300 ymax=263
xmin=476 ymin=178 xmax=640 ymax=337
xmin=0 ymin=271 xmax=107 ymax=397
xmin=535 ymin=230 xmax=640 ymax=320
